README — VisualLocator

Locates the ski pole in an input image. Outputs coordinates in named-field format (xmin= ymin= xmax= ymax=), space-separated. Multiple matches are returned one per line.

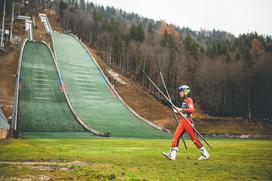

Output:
xmin=139 ymin=66 xmax=212 ymax=149
xmin=154 ymin=57 xmax=187 ymax=150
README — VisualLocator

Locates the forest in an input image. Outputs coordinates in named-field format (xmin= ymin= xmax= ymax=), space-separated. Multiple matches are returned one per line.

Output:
xmin=3 ymin=0 xmax=271 ymax=119
xmin=56 ymin=0 xmax=272 ymax=119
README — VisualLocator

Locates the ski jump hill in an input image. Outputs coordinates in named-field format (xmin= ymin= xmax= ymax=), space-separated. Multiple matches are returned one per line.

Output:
xmin=11 ymin=19 xmax=170 ymax=139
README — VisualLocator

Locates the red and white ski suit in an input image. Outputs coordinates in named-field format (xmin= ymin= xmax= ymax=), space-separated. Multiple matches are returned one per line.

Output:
xmin=171 ymin=97 xmax=203 ymax=149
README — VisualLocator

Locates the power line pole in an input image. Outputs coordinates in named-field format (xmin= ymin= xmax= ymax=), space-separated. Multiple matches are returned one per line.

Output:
xmin=1 ymin=0 xmax=7 ymax=47
xmin=10 ymin=1 xmax=15 ymax=43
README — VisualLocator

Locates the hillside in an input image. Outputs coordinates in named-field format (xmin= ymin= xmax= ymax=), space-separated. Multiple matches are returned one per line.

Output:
xmin=0 ymin=2 xmax=271 ymax=180
xmin=0 ymin=18 xmax=26 ymax=119
xmin=0 ymin=1 xmax=271 ymax=137
xmin=43 ymin=15 xmax=271 ymax=136
xmin=46 ymin=16 xmax=212 ymax=129
xmin=58 ymin=1 xmax=272 ymax=120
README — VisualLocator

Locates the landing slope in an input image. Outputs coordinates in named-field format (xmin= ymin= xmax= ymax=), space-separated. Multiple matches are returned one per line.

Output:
xmin=52 ymin=32 xmax=170 ymax=138
xmin=17 ymin=41 xmax=90 ymax=137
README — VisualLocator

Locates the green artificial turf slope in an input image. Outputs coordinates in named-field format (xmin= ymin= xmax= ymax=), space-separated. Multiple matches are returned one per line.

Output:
xmin=52 ymin=32 xmax=170 ymax=139
xmin=17 ymin=41 xmax=89 ymax=137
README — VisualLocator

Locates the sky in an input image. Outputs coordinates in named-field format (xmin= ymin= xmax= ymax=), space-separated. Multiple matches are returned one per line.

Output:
xmin=88 ymin=0 xmax=272 ymax=37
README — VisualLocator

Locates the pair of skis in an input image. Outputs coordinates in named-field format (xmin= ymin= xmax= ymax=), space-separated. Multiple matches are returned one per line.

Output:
xmin=140 ymin=57 xmax=212 ymax=149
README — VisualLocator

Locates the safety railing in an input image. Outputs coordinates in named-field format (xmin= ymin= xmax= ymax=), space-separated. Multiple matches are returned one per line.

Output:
xmin=11 ymin=39 xmax=27 ymax=134
xmin=25 ymin=20 xmax=33 ymax=40
xmin=39 ymin=14 xmax=52 ymax=34
xmin=0 ymin=107 xmax=9 ymax=130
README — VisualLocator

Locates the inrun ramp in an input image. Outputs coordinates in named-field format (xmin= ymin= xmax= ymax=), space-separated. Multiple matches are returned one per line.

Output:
xmin=16 ymin=41 xmax=93 ymax=138
xmin=52 ymin=32 xmax=170 ymax=138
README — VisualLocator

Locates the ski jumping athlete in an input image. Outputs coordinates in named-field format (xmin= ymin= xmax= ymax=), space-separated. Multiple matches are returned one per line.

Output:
xmin=163 ymin=85 xmax=209 ymax=161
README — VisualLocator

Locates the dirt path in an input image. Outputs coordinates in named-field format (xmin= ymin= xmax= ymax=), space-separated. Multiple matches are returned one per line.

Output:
xmin=48 ymin=16 xmax=64 ymax=33
xmin=0 ymin=18 xmax=27 ymax=120
xmin=0 ymin=48 xmax=19 ymax=119
xmin=0 ymin=160 xmax=90 ymax=181
xmin=0 ymin=160 xmax=89 ymax=167
xmin=33 ymin=16 xmax=53 ymax=47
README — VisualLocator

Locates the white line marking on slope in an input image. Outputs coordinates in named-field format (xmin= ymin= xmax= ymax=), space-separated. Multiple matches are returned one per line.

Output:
xmin=33 ymin=87 xmax=50 ymax=90
xmin=76 ymin=82 xmax=96 ymax=86
xmin=33 ymin=78 xmax=49 ymax=81
xmin=33 ymin=83 xmax=50 ymax=86
xmin=34 ymin=97 xmax=51 ymax=100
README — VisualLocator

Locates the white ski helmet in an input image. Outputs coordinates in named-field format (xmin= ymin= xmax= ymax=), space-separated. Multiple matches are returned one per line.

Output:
xmin=178 ymin=85 xmax=190 ymax=96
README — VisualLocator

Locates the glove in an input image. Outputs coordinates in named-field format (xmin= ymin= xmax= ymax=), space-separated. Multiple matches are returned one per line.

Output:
xmin=173 ymin=106 xmax=182 ymax=113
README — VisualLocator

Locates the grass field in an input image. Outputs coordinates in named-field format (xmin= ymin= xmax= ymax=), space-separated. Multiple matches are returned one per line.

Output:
xmin=0 ymin=138 xmax=271 ymax=181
